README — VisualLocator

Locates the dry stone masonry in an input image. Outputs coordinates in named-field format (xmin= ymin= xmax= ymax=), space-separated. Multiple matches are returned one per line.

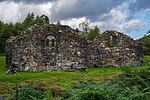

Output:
xmin=87 ymin=30 xmax=143 ymax=67
xmin=5 ymin=24 xmax=143 ymax=72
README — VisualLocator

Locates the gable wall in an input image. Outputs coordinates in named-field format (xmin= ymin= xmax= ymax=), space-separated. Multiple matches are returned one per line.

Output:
xmin=87 ymin=30 xmax=143 ymax=67
xmin=6 ymin=24 xmax=87 ymax=72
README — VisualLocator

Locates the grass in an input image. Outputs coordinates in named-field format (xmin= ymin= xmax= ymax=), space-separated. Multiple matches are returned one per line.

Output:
xmin=135 ymin=56 xmax=150 ymax=69
xmin=0 ymin=56 xmax=150 ymax=95
xmin=0 ymin=56 xmax=7 ymax=74
xmin=0 ymin=66 xmax=121 ymax=84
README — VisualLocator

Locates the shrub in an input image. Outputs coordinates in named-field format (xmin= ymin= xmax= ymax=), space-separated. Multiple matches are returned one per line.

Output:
xmin=5 ymin=84 xmax=47 ymax=100
xmin=64 ymin=68 xmax=150 ymax=100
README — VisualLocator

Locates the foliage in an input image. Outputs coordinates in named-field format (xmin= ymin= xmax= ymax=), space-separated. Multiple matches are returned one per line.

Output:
xmin=0 ymin=56 xmax=121 ymax=95
xmin=0 ymin=56 xmax=8 ymax=73
xmin=144 ymin=56 xmax=150 ymax=66
xmin=0 ymin=13 xmax=49 ymax=55
xmin=138 ymin=34 xmax=150 ymax=55
xmin=79 ymin=21 xmax=90 ymax=33
xmin=78 ymin=21 xmax=100 ymax=40
xmin=1 ymin=56 xmax=150 ymax=99
xmin=22 ymin=13 xmax=49 ymax=29
xmin=4 ymin=68 xmax=150 ymax=100
xmin=61 ymin=56 xmax=150 ymax=100
xmin=5 ymin=84 xmax=47 ymax=100
xmin=87 ymin=25 xmax=100 ymax=41
xmin=64 ymin=68 xmax=150 ymax=100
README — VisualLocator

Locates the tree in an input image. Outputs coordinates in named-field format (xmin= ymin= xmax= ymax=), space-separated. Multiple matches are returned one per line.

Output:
xmin=0 ymin=22 xmax=15 ymax=54
xmin=22 ymin=13 xmax=35 ymax=29
xmin=0 ymin=13 xmax=50 ymax=55
xmin=78 ymin=21 xmax=100 ymax=40
xmin=138 ymin=31 xmax=150 ymax=55
xmin=41 ymin=15 xmax=49 ymax=24
xmin=144 ymin=30 xmax=150 ymax=36
xmin=87 ymin=26 xmax=100 ymax=41
xmin=35 ymin=15 xmax=49 ymax=24
xmin=15 ymin=22 xmax=24 ymax=35
xmin=79 ymin=21 xmax=90 ymax=33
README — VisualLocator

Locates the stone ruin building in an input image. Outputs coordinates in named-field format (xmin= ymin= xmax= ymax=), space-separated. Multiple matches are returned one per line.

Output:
xmin=5 ymin=24 xmax=144 ymax=72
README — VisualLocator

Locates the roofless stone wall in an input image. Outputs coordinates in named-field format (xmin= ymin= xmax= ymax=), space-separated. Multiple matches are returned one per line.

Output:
xmin=6 ymin=24 xmax=87 ymax=72
xmin=87 ymin=30 xmax=143 ymax=67
xmin=5 ymin=24 xmax=143 ymax=72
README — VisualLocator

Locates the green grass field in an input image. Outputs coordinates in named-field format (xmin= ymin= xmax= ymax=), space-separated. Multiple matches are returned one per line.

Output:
xmin=0 ymin=56 xmax=150 ymax=94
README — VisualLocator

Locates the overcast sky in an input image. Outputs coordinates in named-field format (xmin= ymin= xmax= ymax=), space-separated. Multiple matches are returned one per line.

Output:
xmin=0 ymin=0 xmax=150 ymax=39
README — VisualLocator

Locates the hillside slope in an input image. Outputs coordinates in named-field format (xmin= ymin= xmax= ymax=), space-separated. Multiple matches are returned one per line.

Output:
xmin=138 ymin=35 xmax=150 ymax=55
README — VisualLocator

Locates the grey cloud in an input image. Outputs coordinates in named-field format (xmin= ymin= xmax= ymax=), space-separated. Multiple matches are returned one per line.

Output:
xmin=86 ymin=15 xmax=99 ymax=22
xmin=50 ymin=0 xmax=124 ymax=22
xmin=1 ymin=0 xmax=149 ymax=23
xmin=129 ymin=0 xmax=150 ymax=12
xmin=0 ymin=0 xmax=56 ymax=4
xmin=0 ymin=1 xmax=51 ymax=23
xmin=50 ymin=0 xmax=150 ymax=22
xmin=117 ymin=19 xmax=145 ymax=33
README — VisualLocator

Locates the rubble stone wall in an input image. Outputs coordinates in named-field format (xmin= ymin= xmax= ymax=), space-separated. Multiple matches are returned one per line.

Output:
xmin=5 ymin=24 xmax=143 ymax=72
xmin=87 ymin=30 xmax=143 ymax=67
xmin=6 ymin=24 xmax=87 ymax=72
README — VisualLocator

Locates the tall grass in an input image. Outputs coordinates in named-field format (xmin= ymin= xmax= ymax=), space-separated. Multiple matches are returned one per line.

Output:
xmin=0 ymin=56 xmax=7 ymax=75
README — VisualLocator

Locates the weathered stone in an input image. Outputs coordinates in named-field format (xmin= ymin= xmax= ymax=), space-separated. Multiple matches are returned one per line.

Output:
xmin=87 ymin=30 xmax=143 ymax=67
xmin=5 ymin=24 xmax=143 ymax=72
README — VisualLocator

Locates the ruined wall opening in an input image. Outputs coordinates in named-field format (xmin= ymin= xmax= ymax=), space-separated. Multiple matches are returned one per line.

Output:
xmin=109 ymin=35 xmax=113 ymax=47
xmin=108 ymin=35 xmax=117 ymax=47
xmin=45 ymin=35 xmax=56 ymax=47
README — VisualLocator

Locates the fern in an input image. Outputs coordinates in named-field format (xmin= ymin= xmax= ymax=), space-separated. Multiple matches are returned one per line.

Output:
xmin=64 ymin=68 xmax=150 ymax=100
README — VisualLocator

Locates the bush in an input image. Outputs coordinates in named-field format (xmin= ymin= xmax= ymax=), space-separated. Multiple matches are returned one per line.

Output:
xmin=5 ymin=84 xmax=47 ymax=100
xmin=64 ymin=68 xmax=150 ymax=100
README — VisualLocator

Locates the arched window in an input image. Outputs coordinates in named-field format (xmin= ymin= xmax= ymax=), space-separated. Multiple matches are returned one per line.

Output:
xmin=108 ymin=35 xmax=116 ymax=47
xmin=45 ymin=39 xmax=50 ymax=46
xmin=109 ymin=35 xmax=113 ymax=47
xmin=45 ymin=35 xmax=56 ymax=47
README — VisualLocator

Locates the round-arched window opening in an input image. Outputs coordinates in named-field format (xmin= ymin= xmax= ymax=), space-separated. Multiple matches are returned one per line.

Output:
xmin=108 ymin=34 xmax=117 ymax=47
xmin=109 ymin=35 xmax=113 ymax=47
xmin=45 ymin=35 xmax=56 ymax=47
